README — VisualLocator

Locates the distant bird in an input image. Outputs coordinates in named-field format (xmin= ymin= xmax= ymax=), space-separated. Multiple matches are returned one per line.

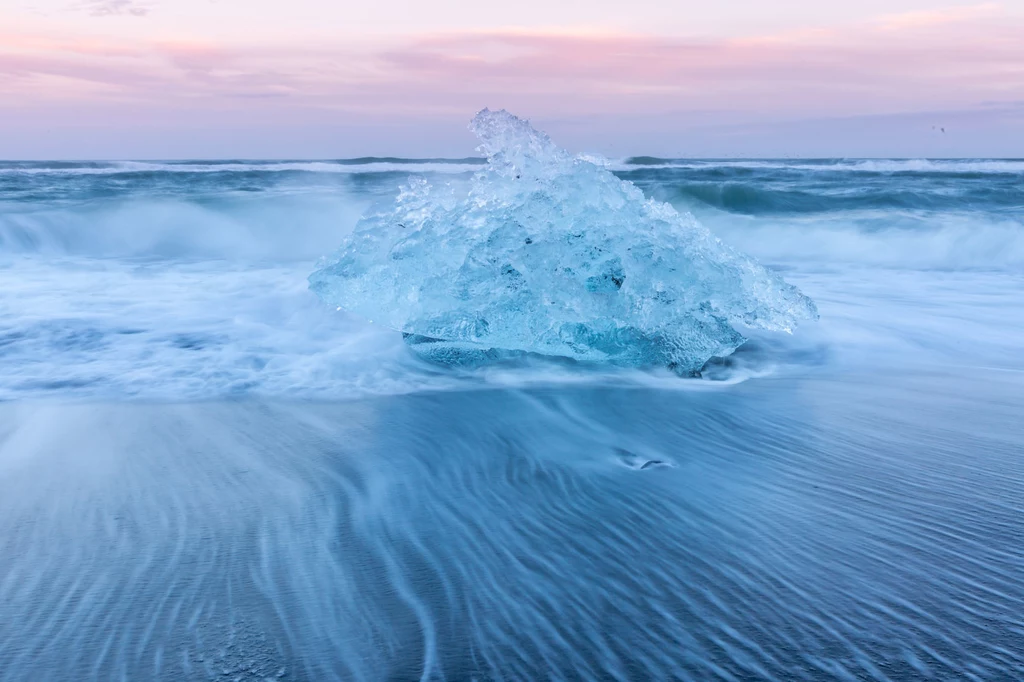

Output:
xmin=941 ymin=128 xmax=946 ymax=133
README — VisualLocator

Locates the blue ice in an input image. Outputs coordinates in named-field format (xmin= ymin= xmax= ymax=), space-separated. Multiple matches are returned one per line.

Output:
xmin=310 ymin=109 xmax=818 ymax=374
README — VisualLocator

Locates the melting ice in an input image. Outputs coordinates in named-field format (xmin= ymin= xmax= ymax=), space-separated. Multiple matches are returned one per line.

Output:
xmin=309 ymin=109 xmax=818 ymax=374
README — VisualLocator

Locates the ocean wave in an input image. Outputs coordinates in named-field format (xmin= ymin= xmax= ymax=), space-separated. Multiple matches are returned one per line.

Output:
xmin=2 ymin=193 xmax=1021 ymax=272
xmin=0 ymin=195 xmax=368 ymax=260
xmin=653 ymin=181 xmax=1024 ymax=214
xmin=5 ymin=158 xmax=1023 ymax=177
xmin=618 ymin=158 xmax=1024 ymax=174
xmin=713 ymin=213 xmax=1024 ymax=270
xmin=0 ymin=159 xmax=484 ymax=176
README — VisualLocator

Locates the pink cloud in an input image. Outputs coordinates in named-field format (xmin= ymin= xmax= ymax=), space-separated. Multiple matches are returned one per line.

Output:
xmin=1 ymin=5 xmax=1022 ymax=151
xmin=75 ymin=0 xmax=152 ymax=18
xmin=875 ymin=2 xmax=1002 ymax=30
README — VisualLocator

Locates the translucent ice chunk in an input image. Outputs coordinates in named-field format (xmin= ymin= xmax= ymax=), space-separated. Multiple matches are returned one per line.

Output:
xmin=309 ymin=109 xmax=818 ymax=374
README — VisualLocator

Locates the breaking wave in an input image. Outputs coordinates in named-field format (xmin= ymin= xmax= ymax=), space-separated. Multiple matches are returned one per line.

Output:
xmin=620 ymin=157 xmax=1024 ymax=174
xmin=0 ymin=197 xmax=366 ymax=261
xmin=2 ymin=200 xmax=1019 ymax=272
xmin=0 ymin=159 xmax=485 ymax=176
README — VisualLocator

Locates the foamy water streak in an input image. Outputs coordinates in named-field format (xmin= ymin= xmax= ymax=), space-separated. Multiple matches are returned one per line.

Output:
xmin=1 ymin=374 xmax=1021 ymax=680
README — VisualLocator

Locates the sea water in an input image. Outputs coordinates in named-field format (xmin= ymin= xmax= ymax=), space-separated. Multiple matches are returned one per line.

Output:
xmin=0 ymin=153 xmax=1022 ymax=679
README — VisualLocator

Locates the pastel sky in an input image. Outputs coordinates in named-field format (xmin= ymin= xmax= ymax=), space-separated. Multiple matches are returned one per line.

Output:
xmin=2 ymin=0 xmax=1023 ymax=158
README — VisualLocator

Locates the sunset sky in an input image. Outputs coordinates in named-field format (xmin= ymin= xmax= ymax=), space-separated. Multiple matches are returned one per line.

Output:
xmin=3 ymin=0 xmax=1023 ymax=158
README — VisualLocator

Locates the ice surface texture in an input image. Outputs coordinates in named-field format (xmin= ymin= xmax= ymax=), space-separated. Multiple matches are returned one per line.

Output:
xmin=309 ymin=109 xmax=818 ymax=374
